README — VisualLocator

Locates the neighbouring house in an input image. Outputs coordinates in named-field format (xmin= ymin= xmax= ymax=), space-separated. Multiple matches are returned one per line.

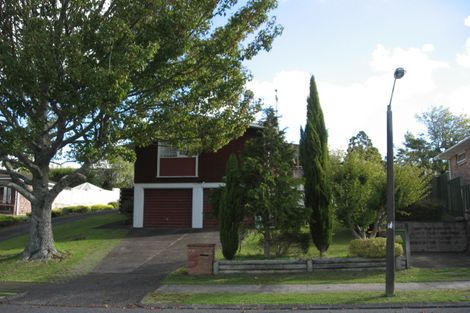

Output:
xmin=0 ymin=175 xmax=31 ymax=215
xmin=133 ymin=126 xmax=261 ymax=229
xmin=438 ymin=136 xmax=470 ymax=185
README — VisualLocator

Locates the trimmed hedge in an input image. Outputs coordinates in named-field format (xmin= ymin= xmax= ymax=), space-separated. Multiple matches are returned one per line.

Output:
xmin=50 ymin=203 xmax=115 ymax=217
xmin=0 ymin=215 xmax=28 ymax=227
xmin=349 ymin=238 xmax=403 ymax=258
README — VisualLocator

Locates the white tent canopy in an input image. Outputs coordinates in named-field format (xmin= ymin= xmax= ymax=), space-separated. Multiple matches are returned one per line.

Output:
xmin=72 ymin=182 xmax=106 ymax=192
xmin=52 ymin=182 xmax=120 ymax=209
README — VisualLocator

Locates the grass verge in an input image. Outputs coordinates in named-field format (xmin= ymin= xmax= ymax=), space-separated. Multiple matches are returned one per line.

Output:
xmin=0 ymin=213 xmax=128 ymax=282
xmin=165 ymin=267 xmax=470 ymax=285
xmin=143 ymin=289 xmax=470 ymax=305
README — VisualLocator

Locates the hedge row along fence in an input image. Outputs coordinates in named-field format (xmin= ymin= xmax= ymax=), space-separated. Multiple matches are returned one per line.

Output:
xmin=213 ymin=257 xmax=407 ymax=274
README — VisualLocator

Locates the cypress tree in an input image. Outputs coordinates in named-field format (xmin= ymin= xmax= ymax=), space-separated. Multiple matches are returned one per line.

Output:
xmin=299 ymin=75 xmax=333 ymax=257
xmin=219 ymin=154 xmax=244 ymax=260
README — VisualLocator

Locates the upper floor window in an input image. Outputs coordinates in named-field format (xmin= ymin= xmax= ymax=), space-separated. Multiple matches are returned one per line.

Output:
xmin=457 ymin=152 xmax=466 ymax=165
xmin=157 ymin=143 xmax=198 ymax=177
xmin=159 ymin=145 xmax=188 ymax=158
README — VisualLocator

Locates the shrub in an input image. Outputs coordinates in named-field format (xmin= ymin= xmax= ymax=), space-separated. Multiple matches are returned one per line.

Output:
xmin=119 ymin=188 xmax=134 ymax=223
xmin=51 ymin=209 xmax=63 ymax=217
xmin=397 ymin=198 xmax=443 ymax=222
xmin=272 ymin=230 xmax=311 ymax=257
xmin=349 ymin=238 xmax=403 ymax=258
xmin=107 ymin=201 xmax=119 ymax=209
xmin=0 ymin=215 xmax=28 ymax=227
xmin=57 ymin=204 xmax=114 ymax=215
xmin=119 ymin=199 xmax=134 ymax=223
xmin=90 ymin=204 xmax=114 ymax=211
xmin=62 ymin=205 xmax=89 ymax=214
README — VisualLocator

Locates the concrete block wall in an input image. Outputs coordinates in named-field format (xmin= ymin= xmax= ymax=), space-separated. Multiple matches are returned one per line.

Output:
xmin=398 ymin=222 xmax=467 ymax=252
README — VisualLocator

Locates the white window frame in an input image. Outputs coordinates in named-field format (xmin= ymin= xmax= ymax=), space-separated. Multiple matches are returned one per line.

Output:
xmin=157 ymin=143 xmax=199 ymax=178
xmin=456 ymin=152 xmax=466 ymax=165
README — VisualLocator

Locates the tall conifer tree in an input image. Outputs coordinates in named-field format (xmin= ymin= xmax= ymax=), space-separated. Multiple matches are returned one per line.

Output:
xmin=299 ymin=76 xmax=332 ymax=256
xmin=219 ymin=154 xmax=244 ymax=260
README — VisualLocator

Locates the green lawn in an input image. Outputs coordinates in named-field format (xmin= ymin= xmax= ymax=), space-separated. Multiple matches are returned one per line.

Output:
xmin=165 ymin=267 xmax=470 ymax=285
xmin=0 ymin=213 xmax=128 ymax=282
xmin=143 ymin=289 xmax=470 ymax=305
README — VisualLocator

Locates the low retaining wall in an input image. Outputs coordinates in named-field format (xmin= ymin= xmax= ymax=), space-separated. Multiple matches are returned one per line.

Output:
xmin=397 ymin=222 xmax=467 ymax=252
xmin=214 ymin=257 xmax=406 ymax=274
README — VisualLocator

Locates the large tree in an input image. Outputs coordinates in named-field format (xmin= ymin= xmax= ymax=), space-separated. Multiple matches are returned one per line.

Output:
xmin=299 ymin=75 xmax=332 ymax=256
xmin=346 ymin=130 xmax=382 ymax=163
xmin=397 ymin=105 xmax=470 ymax=173
xmin=0 ymin=0 xmax=281 ymax=260
xmin=333 ymin=132 xmax=430 ymax=239
xmin=242 ymin=108 xmax=305 ymax=257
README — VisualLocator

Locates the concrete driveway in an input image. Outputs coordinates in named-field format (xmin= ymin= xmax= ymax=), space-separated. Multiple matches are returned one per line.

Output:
xmin=6 ymin=228 xmax=220 ymax=307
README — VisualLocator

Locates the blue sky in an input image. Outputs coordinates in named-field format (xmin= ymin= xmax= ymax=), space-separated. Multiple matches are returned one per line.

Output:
xmin=245 ymin=0 xmax=470 ymax=155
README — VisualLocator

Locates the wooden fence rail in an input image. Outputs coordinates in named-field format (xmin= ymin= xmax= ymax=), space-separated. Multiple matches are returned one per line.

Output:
xmin=214 ymin=257 xmax=406 ymax=274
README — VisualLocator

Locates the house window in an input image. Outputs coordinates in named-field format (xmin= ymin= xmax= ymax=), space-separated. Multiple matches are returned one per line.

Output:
xmin=157 ymin=143 xmax=198 ymax=177
xmin=457 ymin=152 xmax=466 ymax=165
xmin=1 ymin=187 xmax=12 ymax=204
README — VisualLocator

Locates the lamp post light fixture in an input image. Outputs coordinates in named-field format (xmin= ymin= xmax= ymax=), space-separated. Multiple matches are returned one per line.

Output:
xmin=386 ymin=67 xmax=406 ymax=297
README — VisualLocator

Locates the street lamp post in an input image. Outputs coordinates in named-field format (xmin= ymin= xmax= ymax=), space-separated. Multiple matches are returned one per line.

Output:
xmin=385 ymin=67 xmax=406 ymax=297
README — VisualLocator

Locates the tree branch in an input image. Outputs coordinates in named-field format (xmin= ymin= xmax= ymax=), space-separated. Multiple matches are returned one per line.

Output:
xmin=0 ymin=180 xmax=35 ymax=203
xmin=48 ymin=162 xmax=92 ymax=199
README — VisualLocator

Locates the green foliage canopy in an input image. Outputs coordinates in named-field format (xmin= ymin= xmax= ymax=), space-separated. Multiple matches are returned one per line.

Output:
xmin=0 ymin=0 xmax=282 ymax=260
xmin=333 ymin=132 xmax=429 ymax=239
xmin=397 ymin=105 xmax=470 ymax=173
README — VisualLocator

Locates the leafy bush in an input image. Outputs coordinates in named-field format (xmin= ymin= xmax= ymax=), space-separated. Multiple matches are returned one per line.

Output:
xmin=272 ymin=230 xmax=311 ymax=257
xmin=107 ymin=201 xmax=119 ymax=209
xmin=54 ymin=204 xmax=114 ymax=216
xmin=349 ymin=238 xmax=403 ymax=258
xmin=397 ymin=198 xmax=443 ymax=222
xmin=90 ymin=204 xmax=114 ymax=211
xmin=51 ymin=209 xmax=62 ymax=217
xmin=119 ymin=199 xmax=134 ymax=223
xmin=62 ymin=205 xmax=89 ymax=214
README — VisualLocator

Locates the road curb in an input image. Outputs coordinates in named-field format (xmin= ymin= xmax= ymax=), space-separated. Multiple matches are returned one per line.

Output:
xmin=140 ymin=302 xmax=470 ymax=310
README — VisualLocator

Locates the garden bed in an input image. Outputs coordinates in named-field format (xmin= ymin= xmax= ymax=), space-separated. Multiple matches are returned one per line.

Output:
xmin=214 ymin=256 xmax=407 ymax=274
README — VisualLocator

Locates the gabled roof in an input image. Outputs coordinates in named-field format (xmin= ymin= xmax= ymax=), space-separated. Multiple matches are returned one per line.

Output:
xmin=437 ymin=136 xmax=470 ymax=160
xmin=72 ymin=182 xmax=105 ymax=192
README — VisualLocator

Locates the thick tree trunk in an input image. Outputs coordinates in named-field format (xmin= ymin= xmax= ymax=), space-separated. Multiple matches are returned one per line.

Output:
xmin=22 ymin=199 xmax=60 ymax=261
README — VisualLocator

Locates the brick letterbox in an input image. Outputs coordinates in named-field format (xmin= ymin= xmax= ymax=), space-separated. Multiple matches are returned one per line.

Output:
xmin=187 ymin=243 xmax=215 ymax=275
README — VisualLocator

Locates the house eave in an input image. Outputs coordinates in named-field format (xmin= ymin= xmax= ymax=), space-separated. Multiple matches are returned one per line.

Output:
xmin=437 ymin=136 xmax=470 ymax=160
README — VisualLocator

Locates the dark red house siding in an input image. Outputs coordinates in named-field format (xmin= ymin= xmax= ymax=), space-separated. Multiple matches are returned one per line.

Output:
xmin=134 ymin=127 xmax=259 ymax=183
xmin=159 ymin=157 xmax=197 ymax=177
xmin=143 ymin=189 xmax=192 ymax=228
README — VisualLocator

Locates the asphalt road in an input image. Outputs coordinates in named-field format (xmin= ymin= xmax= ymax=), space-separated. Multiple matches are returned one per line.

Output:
xmin=1 ymin=303 xmax=470 ymax=313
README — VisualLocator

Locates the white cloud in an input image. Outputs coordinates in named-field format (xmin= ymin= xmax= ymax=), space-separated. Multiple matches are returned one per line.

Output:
xmin=247 ymin=71 xmax=310 ymax=143
xmin=247 ymin=45 xmax=449 ymax=155
xmin=465 ymin=16 xmax=470 ymax=27
xmin=457 ymin=38 xmax=470 ymax=67
xmin=447 ymin=85 xmax=470 ymax=114
xmin=422 ymin=44 xmax=435 ymax=52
